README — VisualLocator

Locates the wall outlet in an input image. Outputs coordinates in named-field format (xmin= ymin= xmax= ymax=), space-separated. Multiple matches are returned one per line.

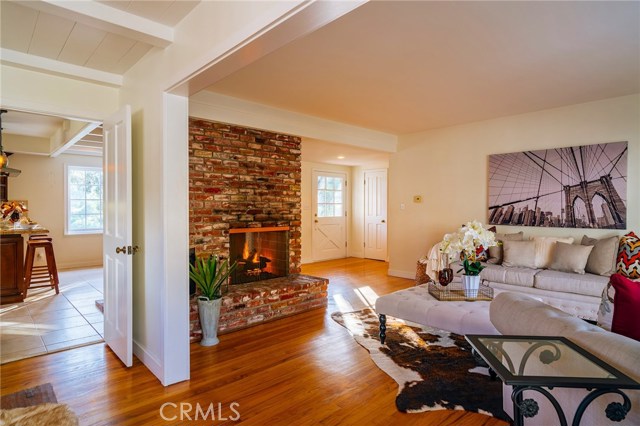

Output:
xmin=413 ymin=195 xmax=423 ymax=203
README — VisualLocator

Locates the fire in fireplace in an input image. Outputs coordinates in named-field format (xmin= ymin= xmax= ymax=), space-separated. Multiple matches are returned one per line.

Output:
xmin=229 ymin=227 xmax=289 ymax=285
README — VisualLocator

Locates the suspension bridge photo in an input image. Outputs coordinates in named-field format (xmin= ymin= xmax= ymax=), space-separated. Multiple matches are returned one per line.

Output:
xmin=488 ymin=141 xmax=627 ymax=229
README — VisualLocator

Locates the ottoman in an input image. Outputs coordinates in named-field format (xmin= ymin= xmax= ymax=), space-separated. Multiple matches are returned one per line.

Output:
xmin=374 ymin=284 xmax=498 ymax=343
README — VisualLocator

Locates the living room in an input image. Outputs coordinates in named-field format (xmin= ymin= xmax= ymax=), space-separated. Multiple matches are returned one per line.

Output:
xmin=1 ymin=1 xmax=639 ymax=424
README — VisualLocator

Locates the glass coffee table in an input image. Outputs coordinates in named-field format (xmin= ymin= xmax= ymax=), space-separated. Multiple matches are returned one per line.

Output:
xmin=466 ymin=335 xmax=640 ymax=426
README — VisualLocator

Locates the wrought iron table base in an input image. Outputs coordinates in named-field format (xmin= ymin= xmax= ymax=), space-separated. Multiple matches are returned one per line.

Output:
xmin=511 ymin=385 xmax=632 ymax=426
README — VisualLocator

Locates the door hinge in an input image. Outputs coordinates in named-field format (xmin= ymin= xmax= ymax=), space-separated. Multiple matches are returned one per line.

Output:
xmin=345 ymin=241 xmax=347 ymax=247
xmin=364 ymin=242 xmax=366 ymax=247
xmin=345 ymin=180 xmax=347 ymax=187
xmin=345 ymin=211 xmax=347 ymax=217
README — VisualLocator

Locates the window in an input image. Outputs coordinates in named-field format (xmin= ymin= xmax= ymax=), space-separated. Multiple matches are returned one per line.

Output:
xmin=65 ymin=165 xmax=103 ymax=234
xmin=316 ymin=175 xmax=344 ymax=218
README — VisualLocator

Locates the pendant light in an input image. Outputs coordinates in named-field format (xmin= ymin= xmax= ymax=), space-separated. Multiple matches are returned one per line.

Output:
xmin=0 ymin=110 xmax=21 ymax=177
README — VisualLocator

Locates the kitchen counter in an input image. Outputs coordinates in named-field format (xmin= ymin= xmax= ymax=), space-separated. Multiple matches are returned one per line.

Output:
xmin=0 ymin=225 xmax=49 ymax=304
xmin=0 ymin=226 xmax=49 ymax=235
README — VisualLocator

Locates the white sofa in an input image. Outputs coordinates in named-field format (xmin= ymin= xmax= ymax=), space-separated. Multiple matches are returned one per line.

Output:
xmin=490 ymin=292 xmax=640 ymax=426
xmin=450 ymin=261 xmax=608 ymax=320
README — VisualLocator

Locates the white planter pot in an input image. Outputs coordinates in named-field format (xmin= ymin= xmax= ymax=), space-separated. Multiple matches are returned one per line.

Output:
xmin=197 ymin=298 xmax=222 ymax=346
xmin=462 ymin=275 xmax=481 ymax=298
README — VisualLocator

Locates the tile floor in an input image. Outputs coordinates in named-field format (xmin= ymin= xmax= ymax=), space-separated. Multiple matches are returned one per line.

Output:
xmin=0 ymin=267 xmax=104 ymax=364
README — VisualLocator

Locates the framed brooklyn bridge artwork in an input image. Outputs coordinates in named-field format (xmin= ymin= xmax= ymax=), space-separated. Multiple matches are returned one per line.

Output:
xmin=488 ymin=141 xmax=627 ymax=229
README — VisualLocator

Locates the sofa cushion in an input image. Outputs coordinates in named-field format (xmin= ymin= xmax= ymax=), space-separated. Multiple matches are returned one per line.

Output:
xmin=617 ymin=231 xmax=640 ymax=279
xmin=534 ymin=269 xmax=608 ymax=297
xmin=533 ymin=236 xmax=574 ymax=269
xmin=548 ymin=242 xmax=593 ymax=274
xmin=502 ymin=266 xmax=538 ymax=287
xmin=502 ymin=240 xmax=536 ymax=269
xmin=487 ymin=231 xmax=524 ymax=264
xmin=478 ymin=263 xmax=506 ymax=283
xmin=610 ymin=273 xmax=640 ymax=341
xmin=490 ymin=292 xmax=591 ymax=336
xmin=582 ymin=235 xmax=619 ymax=276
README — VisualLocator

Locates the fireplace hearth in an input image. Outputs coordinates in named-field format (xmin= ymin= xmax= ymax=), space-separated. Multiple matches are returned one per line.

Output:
xmin=229 ymin=227 xmax=289 ymax=285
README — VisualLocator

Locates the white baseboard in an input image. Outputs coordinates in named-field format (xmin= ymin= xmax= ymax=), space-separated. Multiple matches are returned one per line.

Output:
xmin=133 ymin=339 xmax=164 ymax=385
xmin=387 ymin=269 xmax=415 ymax=279
xmin=58 ymin=261 xmax=103 ymax=271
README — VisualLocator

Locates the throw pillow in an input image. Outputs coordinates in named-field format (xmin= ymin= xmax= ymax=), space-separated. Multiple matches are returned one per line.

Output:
xmin=582 ymin=235 xmax=619 ymax=276
xmin=533 ymin=236 xmax=574 ymax=269
xmin=548 ymin=242 xmax=593 ymax=274
xmin=617 ymin=232 xmax=640 ymax=279
xmin=597 ymin=281 xmax=615 ymax=331
xmin=502 ymin=240 xmax=536 ymax=269
xmin=488 ymin=231 xmax=524 ymax=265
xmin=609 ymin=273 xmax=640 ymax=341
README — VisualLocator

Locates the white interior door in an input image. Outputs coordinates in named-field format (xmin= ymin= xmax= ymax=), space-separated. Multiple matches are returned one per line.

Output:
xmin=312 ymin=171 xmax=347 ymax=262
xmin=103 ymin=105 xmax=133 ymax=367
xmin=364 ymin=169 xmax=387 ymax=261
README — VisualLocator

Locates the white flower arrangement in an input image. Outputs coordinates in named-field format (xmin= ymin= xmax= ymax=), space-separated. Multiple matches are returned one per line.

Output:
xmin=440 ymin=220 xmax=497 ymax=276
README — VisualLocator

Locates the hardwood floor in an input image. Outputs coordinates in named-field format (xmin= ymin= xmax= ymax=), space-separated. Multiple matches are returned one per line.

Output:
xmin=0 ymin=258 xmax=508 ymax=426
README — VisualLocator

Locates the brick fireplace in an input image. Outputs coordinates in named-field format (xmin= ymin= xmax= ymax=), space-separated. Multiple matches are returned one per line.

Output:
xmin=188 ymin=119 xmax=327 ymax=342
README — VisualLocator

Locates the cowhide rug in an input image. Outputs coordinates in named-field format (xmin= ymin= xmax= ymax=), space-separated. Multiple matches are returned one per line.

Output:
xmin=332 ymin=308 xmax=508 ymax=420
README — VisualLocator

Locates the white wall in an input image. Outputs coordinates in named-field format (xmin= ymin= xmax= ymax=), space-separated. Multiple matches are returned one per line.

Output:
xmin=120 ymin=0 xmax=320 ymax=385
xmin=8 ymin=153 xmax=103 ymax=270
xmin=388 ymin=94 xmax=640 ymax=278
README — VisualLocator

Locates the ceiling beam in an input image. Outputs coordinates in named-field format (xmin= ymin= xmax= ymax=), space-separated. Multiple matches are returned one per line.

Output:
xmin=14 ymin=0 xmax=174 ymax=47
xmin=2 ymin=134 xmax=50 ymax=156
xmin=50 ymin=120 xmax=101 ymax=157
xmin=0 ymin=48 xmax=123 ymax=87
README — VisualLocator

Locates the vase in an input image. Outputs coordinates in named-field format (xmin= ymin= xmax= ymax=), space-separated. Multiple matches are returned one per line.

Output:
xmin=197 ymin=298 xmax=222 ymax=346
xmin=462 ymin=275 xmax=481 ymax=298
xmin=438 ymin=268 xmax=454 ymax=287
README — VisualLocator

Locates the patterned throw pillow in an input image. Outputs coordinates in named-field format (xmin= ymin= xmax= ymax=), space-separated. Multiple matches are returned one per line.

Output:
xmin=617 ymin=232 xmax=640 ymax=279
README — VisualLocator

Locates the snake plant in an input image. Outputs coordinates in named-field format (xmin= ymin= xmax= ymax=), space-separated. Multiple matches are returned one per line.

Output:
xmin=189 ymin=255 xmax=237 ymax=300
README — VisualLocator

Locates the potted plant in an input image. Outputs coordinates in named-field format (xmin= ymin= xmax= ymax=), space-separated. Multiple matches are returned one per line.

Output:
xmin=189 ymin=255 xmax=237 ymax=346
xmin=440 ymin=220 xmax=497 ymax=297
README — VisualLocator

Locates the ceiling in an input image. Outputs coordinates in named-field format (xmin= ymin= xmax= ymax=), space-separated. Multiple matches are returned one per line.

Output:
xmin=205 ymin=1 xmax=640 ymax=135
xmin=1 ymin=1 xmax=638 ymax=161
xmin=0 ymin=0 xmax=198 ymax=75
xmin=1 ymin=109 xmax=103 ymax=157
xmin=0 ymin=0 xmax=198 ymax=157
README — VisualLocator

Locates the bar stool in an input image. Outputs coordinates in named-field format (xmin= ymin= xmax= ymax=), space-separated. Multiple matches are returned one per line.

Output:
xmin=23 ymin=235 xmax=60 ymax=298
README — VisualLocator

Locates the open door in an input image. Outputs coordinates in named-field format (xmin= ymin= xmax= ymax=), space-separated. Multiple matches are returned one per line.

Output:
xmin=103 ymin=105 xmax=133 ymax=367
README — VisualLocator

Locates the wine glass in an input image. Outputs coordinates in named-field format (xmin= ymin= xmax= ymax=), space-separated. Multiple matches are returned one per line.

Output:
xmin=438 ymin=267 xmax=454 ymax=287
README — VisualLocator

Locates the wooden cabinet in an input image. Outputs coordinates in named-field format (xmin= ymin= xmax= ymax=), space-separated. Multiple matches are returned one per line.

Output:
xmin=0 ymin=234 xmax=24 ymax=304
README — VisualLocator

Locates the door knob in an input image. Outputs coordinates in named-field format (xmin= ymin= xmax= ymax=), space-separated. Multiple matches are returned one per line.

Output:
xmin=314 ymin=220 xmax=319 ymax=223
xmin=381 ymin=220 xmax=386 ymax=223
xmin=132 ymin=245 xmax=140 ymax=254
xmin=115 ymin=246 xmax=127 ymax=254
